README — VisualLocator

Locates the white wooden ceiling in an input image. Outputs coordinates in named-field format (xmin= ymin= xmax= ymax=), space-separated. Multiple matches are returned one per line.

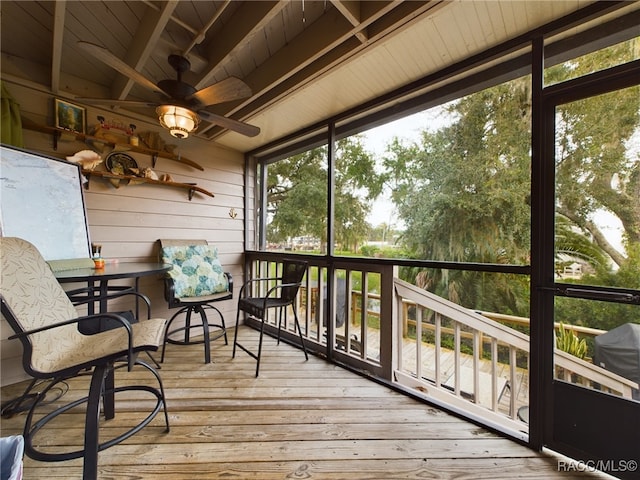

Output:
xmin=0 ymin=1 xmax=634 ymax=153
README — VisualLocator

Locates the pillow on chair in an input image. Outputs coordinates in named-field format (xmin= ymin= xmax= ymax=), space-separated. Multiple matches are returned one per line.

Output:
xmin=162 ymin=245 xmax=228 ymax=298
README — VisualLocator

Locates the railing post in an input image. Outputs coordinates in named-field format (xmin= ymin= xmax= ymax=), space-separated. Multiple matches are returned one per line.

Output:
xmin=378 ymin=263 xmax=396 ymax=381
xmin=435 ymin=313 xmax=442 ymax=386
xmin=351 ymin=290 xmax=357 ymax=327
xmin=453 ymin=322 xmax=461 ymax=396
xmin=402 ymin=300 xmax=408 ymax=338
xmin=416 ymin=306 xmax=423 ymax=381
xmin=473 ymin=331 xmax=480 ymax=404
xmin=509 ymin=346 xmax=517 ymax=418
xmin=491 ymin=337 xmax=499 ymax=411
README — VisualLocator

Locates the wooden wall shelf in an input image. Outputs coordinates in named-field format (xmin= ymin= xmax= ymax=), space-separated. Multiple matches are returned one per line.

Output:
xmin=82 ymin=170 xmax=214 ymax=200
xmin=21 ymin=118 xmax=204 ymax=171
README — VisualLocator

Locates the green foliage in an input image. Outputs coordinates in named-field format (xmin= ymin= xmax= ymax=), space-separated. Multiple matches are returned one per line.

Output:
xmin=554 ymin=216 xmax=610 ymax=273
xmin=359 ymin=245 xmax=379 ymax=257
xmin=401 ymin=266 xmax=531 ymax=316
xmin=266 ymin=147 xmax=328 ymax=246
xmin=549 ymin=40 xmax=640 ymax=265
xmin=359 ymin=244 xmax=411 ymax=259
xmin=555 ymin=243 xmax=640 ymax=332
xmin=346 ymin=270 xmax=381 ymax=295
xmin=266 ymin=136 xmax=381 ymax=252
xmin=384 ymin=78 xmax=533 ymax=265
xmin=556 ymin=323 xmax=588 ymax=360
xmin=558 ymin=268 xmax=640 ymax=351
xmin=382 ymin=77 xmax=533 ymax=315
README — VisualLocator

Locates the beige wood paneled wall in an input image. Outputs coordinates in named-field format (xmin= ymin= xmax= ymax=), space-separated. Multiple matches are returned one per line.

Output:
xmin=1 ymin=80 xmax=246 ymax=386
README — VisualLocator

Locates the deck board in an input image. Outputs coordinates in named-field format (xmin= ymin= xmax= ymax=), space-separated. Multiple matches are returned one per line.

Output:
xmin=0 ymin=326 xmax=606 ymax=479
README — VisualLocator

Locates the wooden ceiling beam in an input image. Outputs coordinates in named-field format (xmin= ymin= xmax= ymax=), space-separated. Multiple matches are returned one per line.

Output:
xmin=181 ymin=0 xmax=232 ymax=56
xmin=332 ymin=0 xmax=367 ymax=43
xmin=50 ymin=0 xmax=66 ymax=95
xmin=194 ymin=1 xmax=286 ymax=90
xmin=111 ymin=0 xmax=179 ymax=100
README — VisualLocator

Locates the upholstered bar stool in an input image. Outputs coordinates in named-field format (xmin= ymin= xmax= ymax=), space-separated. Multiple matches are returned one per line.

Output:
xmin=159 ymin=239 xmax=233 ymax=364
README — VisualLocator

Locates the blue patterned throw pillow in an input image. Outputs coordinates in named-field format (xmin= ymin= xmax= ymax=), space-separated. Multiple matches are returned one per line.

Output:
xmin=162 ymin=245 xmax=228 ymax=298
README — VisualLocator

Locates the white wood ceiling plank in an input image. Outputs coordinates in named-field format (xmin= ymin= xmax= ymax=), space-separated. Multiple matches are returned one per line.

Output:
xmin=63 ymin=4 xmax=118 ymax=86
xmin=195 ymin=1 xmax=285 ymax=90
xmin=112 ymin=2 xmax=178 ymax=101
xmin=464 ymin=2 xmax=495 ymax=52
xmin=332 ymin=0 xmax=367 ymax=43
xmin=224 ymin=2 xmax=637 ymax=151
xmin=375 ymin=45 xmax=413 ymax=87
xmin=4 ymin=2 xmax=53 ymax=61
xmin=175 ymin=0 xmax=203 ymax=31
xmin=399 ymin=24 xmax=443 ymax=79
xmin=3 ymin=0 xmax=630 ymax=151
xmin=472 ymin=2 xmax=498 ymax=48
xmin=153 ymin=1 xmax=220 ymax=80
xmin=265 ymin=10 xmax=287 ymax=57
xmin=161 ymin=1 xmax=200 ymax=56
xmin=181 ymin=0 xmax=232 ymax=58
xmin=450 ymin=3 xmax=482 ymax=58
xmin=346 ymin=14 xmax=440 ymax=92
xmin=100 ymin=2 xmax=138 ymax=49
xmin=431 ymin=7 xmax=465 ymax=61
xmin=342 ymin=48 xmax=398 ymax=101
xmin=498 ymin=1 xmax=519 ymax=39
xmin=421 ymin=20 xmax=455 ymax=69
xmin=484 ymin=1 xmax=508 ymax=43
xmin=281 ymin=1 xmax=305 ymax=43
xmin=67 ymin=3 xmax=128 ymax=57
xmin=548 ymin=1 xmax=584 ymax=28
xmin=338 ymin=64 xmax=373 ymax=102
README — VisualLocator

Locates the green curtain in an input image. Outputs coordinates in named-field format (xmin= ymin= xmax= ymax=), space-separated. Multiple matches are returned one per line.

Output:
xmin=1 ymin=82 xmax=24 ymax=147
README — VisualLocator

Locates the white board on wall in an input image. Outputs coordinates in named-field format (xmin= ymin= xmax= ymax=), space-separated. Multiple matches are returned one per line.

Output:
xmin=0 ymin=144 xmax=91 ymax=260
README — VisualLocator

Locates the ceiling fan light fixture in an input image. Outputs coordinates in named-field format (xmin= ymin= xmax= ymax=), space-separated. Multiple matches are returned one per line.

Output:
xmin=156 ymin=105 xmax=200 ymax=139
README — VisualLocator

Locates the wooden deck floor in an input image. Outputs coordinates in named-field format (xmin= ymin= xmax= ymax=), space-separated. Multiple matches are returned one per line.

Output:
xmin=0 ymin=326 xmax=606 ymax=479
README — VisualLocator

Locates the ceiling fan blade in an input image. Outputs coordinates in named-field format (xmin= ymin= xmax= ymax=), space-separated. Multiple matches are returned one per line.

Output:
xmin=198 ymin=110 xmax=260 ymax=137
xmin=188 ymin=77 xmax=252 ymax=106
xmin=77 ymin=41 xmax=169 ymax=98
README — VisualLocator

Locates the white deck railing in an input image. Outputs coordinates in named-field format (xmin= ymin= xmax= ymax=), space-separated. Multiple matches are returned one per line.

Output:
xmin=393 ymin=278 xmax=639 ymax=437
xmin=393 ymin=278 xmax=529 ymax=434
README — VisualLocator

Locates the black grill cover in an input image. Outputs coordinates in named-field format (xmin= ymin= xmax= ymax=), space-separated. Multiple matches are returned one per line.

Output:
xmin=594 ymin=323 xmax=640 ymax=400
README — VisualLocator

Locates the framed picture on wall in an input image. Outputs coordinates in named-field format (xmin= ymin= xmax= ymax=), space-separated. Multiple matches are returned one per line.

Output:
xmin=54 ymin=98 xmax=86 ymax=134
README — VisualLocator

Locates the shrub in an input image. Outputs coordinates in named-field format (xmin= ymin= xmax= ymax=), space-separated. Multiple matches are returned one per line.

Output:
xmin=556 ymin=323 xmax=587 ymax=359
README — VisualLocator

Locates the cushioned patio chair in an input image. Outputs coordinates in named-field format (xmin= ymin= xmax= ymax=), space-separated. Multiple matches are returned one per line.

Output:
xmin=63 ymin=274 xmax=163 ymax=369
xmin=0 ymin=237 xmax=169 ymax=480
xmin=159 ymin=239 xmax=233 ymax=364
xmin=232 ymin=259 xmax=309 ymax=376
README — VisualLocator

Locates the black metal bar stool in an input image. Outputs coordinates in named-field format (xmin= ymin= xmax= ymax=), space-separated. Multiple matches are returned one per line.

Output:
xmin=233 ymin=259 xmax=308 ymax=376
xmin=159 ymin=239 xmax=233 ymax=364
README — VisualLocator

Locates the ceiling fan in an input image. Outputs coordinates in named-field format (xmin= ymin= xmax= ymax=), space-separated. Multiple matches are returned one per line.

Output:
xmin=76 ymin=41 xmax=260 ymax=138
